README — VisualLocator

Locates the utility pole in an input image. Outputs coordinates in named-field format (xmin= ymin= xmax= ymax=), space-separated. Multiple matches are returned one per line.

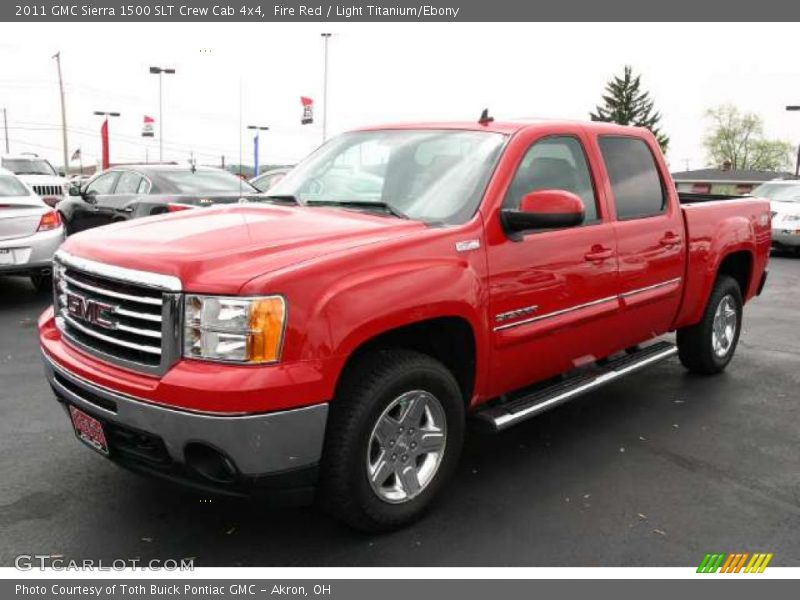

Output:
xmin=150 ymin=66 xmax=176 ymax=163
xmin=52 ymin=52 xmax=69 ymax=174
xmin=321 ymin=33 xmax=332 ymax=142
xmin=788 ymin=106 xmax=800 ymax=177
xmin=2 ymin=108 xmax=8 ymax=153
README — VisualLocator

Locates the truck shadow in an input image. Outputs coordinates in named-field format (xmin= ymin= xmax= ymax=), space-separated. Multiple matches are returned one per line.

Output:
xmin=108 ymin=358 xmax=724 ymax=566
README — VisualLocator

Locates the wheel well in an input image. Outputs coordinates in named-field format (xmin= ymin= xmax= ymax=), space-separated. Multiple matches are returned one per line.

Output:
xmin=717 ymin=251 xmax=752 ymax=295
xmin=339 ymin=317 xmax=477 ymax=403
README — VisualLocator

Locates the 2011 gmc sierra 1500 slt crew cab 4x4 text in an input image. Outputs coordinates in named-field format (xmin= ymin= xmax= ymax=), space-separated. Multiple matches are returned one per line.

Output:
xmin=38 ymin=119 xmax=771 ymax=531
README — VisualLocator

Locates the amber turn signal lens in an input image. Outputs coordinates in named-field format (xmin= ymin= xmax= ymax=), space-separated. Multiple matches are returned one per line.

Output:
xmin=247 ymin=297 xmax=286 ymax=362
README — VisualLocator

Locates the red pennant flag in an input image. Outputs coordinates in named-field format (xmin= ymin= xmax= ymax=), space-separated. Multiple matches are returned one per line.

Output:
xmin=100 ymin=119 xmax=110 ymax=170
xmin=142 ymin=115 xmax=155 ymax=137
xmin=301 ymin=97 xmax=314 ymax=125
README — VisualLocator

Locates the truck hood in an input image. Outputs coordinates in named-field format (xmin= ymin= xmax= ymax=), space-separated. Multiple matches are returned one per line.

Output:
xmin=62 ymin=203 xmax=427 ymax=293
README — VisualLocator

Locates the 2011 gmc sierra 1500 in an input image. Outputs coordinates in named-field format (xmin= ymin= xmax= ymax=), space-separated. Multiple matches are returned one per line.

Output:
xmin=38 ymin=119 xmax=771 ymax=531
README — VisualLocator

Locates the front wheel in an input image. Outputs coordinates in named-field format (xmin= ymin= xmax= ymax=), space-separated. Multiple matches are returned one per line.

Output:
xmin=677 ymin=275 xmax=743 ymax=375
xmin=318 ymin=349 xmax=465 ymax=532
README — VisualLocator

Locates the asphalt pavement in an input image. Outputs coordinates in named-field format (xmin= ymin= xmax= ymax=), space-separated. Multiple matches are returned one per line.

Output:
xmin=1 ymin=256 xmax=798 ymax=567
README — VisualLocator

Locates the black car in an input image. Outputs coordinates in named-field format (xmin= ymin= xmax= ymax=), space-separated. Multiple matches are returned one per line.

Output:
xmin=58 ymin=165 xmax=264 ymax=234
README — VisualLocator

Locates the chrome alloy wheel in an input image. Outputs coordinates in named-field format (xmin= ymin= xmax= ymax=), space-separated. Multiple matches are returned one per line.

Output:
xmin=366 ymin=390 xmax=447 ymax=504
xmin=711 ymin=294 xmax=738 ymax=358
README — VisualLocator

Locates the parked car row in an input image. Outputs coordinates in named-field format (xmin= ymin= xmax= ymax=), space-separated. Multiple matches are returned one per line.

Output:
xmin=0 ymin=160 xmax=295 ymax=291
xmin=751 ymin=180 xmax=800 ymax=254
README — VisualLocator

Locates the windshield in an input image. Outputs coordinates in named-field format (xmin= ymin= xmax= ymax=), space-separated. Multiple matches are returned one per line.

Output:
xmin=752 ymin=182 xmax=800 ymax=203
xmin=159 ymin=170 xmax=257 ymax=194
xmin=0 ymin=175 xmax=31 ymax=197
xmin=267 ymin=129 xmax=507 ymax=224
xmin=1 ymin=158 xmax=57 ymax=176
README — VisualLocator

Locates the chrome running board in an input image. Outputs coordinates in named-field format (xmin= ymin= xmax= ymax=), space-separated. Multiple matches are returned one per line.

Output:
xmin=473 ymin=341 xmax=678 ymax=432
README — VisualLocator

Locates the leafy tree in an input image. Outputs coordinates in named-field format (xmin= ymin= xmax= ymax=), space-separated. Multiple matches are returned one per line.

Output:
xmin=703 ymin=105 xmax=793 ymax=171
xmin=591 ymin=65 xmax=670 ymax=152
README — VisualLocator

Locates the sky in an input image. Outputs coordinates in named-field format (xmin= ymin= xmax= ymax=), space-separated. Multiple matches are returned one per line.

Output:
xmin=0 ymin=22 xmax=799 ymax=172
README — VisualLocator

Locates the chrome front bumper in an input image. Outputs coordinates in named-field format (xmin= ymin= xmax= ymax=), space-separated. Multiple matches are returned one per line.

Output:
xmin=42 ymin=352 xmax=329 ymax=480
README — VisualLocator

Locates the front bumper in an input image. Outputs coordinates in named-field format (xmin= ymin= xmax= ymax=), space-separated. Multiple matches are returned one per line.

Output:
xmin=0 ymin=226 xmax=64 ymax=275
xmin=42 ymin=350 xmax=329 ymax=498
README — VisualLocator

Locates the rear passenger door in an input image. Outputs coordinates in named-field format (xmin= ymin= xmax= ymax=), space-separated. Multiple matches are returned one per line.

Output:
xmin=595 ymin=135 xmax=685 ymax=346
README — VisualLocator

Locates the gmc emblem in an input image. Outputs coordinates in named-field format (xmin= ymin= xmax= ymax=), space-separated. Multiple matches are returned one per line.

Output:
xmin=65 ymin=292 xmax=117 ymax=330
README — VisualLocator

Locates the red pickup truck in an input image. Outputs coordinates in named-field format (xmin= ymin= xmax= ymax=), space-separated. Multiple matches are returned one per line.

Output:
xmin=39 ymin=120 xmax=770 ymax=531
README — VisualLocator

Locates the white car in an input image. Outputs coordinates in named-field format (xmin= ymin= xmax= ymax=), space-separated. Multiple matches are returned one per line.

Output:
xmin=752 ymin=180 xmax=800 ymax=254
xmin=0 ymin=168 xmax=65 ymax=291
xmin=1 ymin=153 xmax=69 ymax=208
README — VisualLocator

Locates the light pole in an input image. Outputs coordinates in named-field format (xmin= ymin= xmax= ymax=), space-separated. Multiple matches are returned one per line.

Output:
xmin=150 ymin=66 xmax=175 ymax=163
xmin=321 ymin=33 xmax=332 ymax=142
xmin=787 ymin=106 xmax=800 ymax=177
xmin=94 ymin=111 xmax=120 ymax=170
xmin=247 ymin=125 xmax=269 ymax=177
xmin=52 ymin=52 xmax=69 ymax=175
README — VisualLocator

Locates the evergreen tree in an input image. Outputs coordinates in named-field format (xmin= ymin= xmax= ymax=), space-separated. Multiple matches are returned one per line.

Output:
xmin=591 ymin=66 xmax=670 ymax=152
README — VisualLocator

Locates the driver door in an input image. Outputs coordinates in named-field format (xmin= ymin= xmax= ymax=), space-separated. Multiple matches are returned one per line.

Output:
xmin=485 ymin=131 xmax=621 ymax=397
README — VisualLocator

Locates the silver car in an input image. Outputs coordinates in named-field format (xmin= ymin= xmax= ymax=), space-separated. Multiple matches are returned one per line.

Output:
xmin=752 ymin=180 xmax=800 ymax=254
xmin=0 ymin=168 xmax=65 ymax=291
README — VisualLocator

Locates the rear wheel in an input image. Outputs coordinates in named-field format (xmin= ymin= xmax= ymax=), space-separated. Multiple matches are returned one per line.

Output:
xmin=677 ymin=275 xmax=742 ymax=375
xmin=318 ymin=349 xmax=465 ymax=532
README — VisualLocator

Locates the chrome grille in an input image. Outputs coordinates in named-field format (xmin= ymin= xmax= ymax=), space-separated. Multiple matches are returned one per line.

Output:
xmin=52 ymin=251 xmax=182 ymax=375
xmin=33 ymin=185 xmax=65 ymax=197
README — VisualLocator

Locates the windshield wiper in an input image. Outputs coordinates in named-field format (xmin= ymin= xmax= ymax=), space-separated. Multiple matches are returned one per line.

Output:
xmin=306 ymin=200 xmax=410 ymax=219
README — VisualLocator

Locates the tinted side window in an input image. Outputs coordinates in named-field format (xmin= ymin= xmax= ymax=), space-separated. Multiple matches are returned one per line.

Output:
xmin=115 ymin=171 xmax=144 ymax=194
xmin=85 ymin=172 xmax=119 ymax=195
xmin=598 ymin=136 xmax=666 ymax=219
xmin=503 ymin=136 xmax=598 ymax=223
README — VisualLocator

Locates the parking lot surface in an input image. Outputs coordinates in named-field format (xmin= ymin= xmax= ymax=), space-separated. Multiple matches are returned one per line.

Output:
xmin=1 ymin=257 xmax=798 ymax=567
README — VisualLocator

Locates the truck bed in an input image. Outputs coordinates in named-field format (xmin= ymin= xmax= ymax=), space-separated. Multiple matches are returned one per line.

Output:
xmin=678 ymin=192 xmax=746 ymax=203
xmin=673 ymin=195 xmax=771 ymax=330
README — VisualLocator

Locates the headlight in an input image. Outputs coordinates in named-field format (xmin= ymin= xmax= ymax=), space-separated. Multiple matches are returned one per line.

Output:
xmin=183 ymin=295 xmax=286 ymax=363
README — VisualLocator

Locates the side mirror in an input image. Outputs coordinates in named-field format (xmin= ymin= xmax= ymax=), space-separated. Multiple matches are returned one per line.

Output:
xmin=68 ymin=183 xmax=82 ymax=197
xmin=82 ymin=189 xmax=98 ymax=204
xmin=501 ymin=189 xmax=585 ymax=236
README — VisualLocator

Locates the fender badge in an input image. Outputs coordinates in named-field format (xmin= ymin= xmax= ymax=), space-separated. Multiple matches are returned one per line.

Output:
xmin=455 ymin=239 xmax=481 ymax=252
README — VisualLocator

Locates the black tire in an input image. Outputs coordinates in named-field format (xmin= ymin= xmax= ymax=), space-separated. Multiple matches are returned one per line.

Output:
xmin=30 ymin=273 xmax=53 ymax=293
xmin=677 ymin=275 xmax=743 ymax=375
xmin=318 ymin=348 xmax=465 ymax=532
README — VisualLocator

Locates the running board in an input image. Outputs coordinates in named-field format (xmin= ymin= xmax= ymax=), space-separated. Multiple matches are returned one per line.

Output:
xmin=473 ymin=341 xmax=678 ymax=432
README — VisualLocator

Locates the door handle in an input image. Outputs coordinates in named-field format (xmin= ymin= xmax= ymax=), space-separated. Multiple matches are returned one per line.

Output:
xmin=660 ymin=232 xmax=681 ymax=247
xmin=584 ymin=246 xmax=614 ymax=262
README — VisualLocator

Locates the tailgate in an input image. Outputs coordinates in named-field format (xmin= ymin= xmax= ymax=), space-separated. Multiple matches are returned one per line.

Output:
xmin=0 ymin=206 xmax=45 ymax=241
